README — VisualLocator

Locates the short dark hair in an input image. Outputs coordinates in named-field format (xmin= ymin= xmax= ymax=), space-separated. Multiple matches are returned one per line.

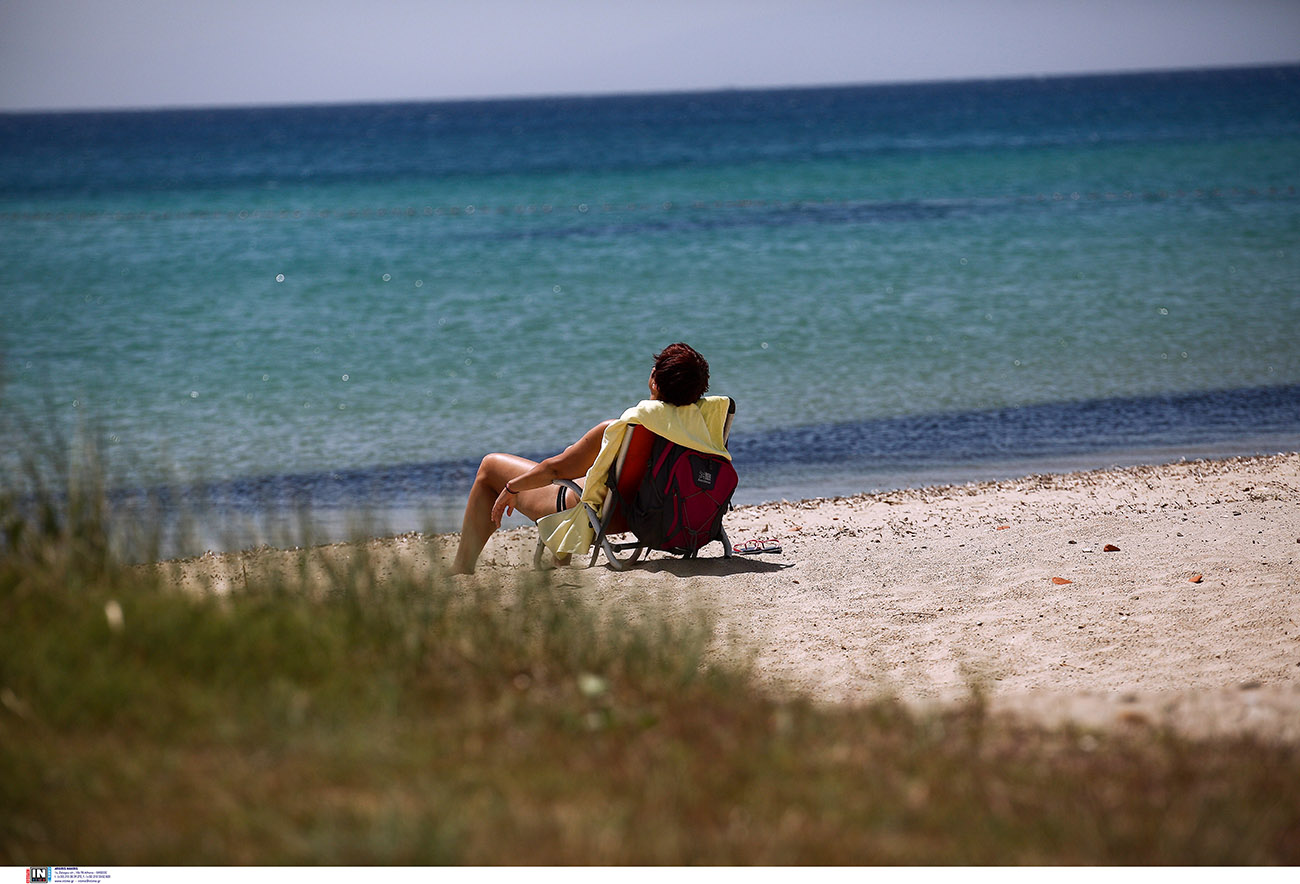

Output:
xmin=652 ymin=342 xmax=710 ymax=406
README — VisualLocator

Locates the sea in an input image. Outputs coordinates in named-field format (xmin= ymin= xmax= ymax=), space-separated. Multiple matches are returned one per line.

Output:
xmin=2 ymin=66 xmax=1299 ymax=554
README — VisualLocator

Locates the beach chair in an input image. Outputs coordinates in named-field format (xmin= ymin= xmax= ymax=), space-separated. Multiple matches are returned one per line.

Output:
xmin=534 ymin=398 xmax=737 ymax=571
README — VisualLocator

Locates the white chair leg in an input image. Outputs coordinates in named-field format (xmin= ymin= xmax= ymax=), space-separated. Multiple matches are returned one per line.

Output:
xmin=598 ymin=537 xmax=646 ymax=570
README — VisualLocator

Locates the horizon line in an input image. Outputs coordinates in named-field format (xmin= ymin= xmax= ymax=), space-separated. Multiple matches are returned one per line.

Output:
xmin=3 ymin=60 xmax=1297 ymax=116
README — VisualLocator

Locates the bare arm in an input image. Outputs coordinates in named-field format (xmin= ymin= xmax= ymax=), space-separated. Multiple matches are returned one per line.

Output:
xmin=490 ymin=420 xmax=614 ymax=525
xmin=517 ymin=420 xmax=613 ymax=489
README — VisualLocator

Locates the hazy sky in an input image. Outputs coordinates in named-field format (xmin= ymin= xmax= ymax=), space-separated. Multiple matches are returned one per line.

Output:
xmin=2 ymin=0 xmax=1299 ymax=111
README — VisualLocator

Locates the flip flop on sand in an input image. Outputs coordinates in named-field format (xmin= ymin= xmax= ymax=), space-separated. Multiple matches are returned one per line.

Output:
xmin=734 ymin=537 xmax=782 ymax=555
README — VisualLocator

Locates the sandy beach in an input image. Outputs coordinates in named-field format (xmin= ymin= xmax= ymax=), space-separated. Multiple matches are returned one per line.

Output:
xmin=176 ymin=451 xmax=1300 ymax=743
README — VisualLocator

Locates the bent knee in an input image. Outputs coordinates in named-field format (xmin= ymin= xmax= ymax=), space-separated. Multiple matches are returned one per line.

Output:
xmin=475 ymin=452 xmax=529 ymax=485
xmin=475 ymin=453 xmax=506 ymax=479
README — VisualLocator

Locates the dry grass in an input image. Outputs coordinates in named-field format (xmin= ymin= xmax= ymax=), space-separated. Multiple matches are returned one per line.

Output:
xmin=3 ymin=448 xmax=1298 ymax=864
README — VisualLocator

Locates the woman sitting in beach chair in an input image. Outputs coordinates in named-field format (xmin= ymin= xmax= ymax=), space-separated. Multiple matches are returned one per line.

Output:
xmin=450 ymin=342 xmax=733 ymax=574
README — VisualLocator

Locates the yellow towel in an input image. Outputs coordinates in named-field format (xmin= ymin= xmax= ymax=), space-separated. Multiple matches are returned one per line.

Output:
xmin=536 ymin=396 xmax=733 ymax=557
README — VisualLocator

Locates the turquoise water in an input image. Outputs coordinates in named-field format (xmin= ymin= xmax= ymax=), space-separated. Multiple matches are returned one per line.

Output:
xmin=2 ymin=68 xmax=1299 ymax=540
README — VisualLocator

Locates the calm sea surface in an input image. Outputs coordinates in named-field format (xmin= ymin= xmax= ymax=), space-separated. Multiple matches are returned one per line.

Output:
xmin=3 ymin=67 xmax=1299 ymax=547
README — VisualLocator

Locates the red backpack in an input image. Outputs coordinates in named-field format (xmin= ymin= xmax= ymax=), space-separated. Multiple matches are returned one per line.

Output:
xmin=622 ymin=435 xmax=738 ymax=555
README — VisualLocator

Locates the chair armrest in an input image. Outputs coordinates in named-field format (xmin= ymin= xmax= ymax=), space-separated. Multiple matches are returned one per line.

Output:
xmin=552 ymin=478 xmax=583 ymax=495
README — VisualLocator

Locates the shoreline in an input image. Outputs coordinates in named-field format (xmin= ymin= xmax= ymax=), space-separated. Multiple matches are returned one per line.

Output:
xmin=165 ymin=431 xmax=1300 ymax=558
xmin=173 ymin=451 xmax=1300 ymax=742
xmin=732 ymin=431 xmax=1300 ymax=510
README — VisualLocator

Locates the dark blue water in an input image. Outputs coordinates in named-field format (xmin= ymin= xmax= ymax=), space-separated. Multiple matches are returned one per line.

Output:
xmin=4 ymin=67 xmax=1298 ymax=198
xmin=130 ymin=382 xmax=1300 ymax=517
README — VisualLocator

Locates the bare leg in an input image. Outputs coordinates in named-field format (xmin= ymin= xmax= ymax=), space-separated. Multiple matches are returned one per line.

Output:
xmin=450 ymin=453 xmax=573 ymax=574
